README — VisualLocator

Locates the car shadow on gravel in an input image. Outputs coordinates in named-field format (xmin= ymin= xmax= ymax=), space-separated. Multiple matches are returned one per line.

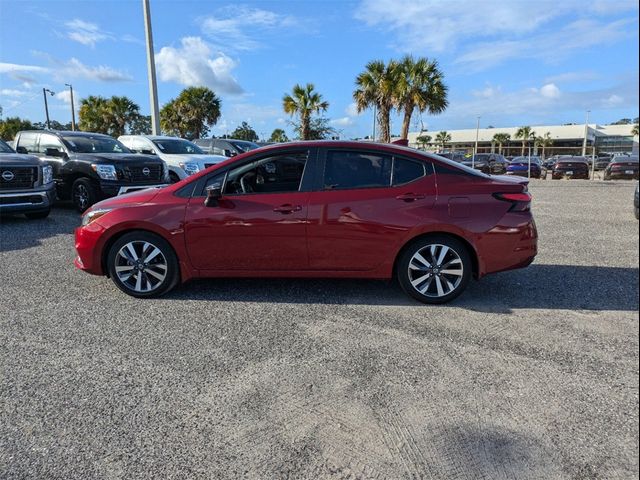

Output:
xmin=167 ymin=264 xmax=638 ymax=312
xmin=0 ymin=204 xmax=79 ymax=253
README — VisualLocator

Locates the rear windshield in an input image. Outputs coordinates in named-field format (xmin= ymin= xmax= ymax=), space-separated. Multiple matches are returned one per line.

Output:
xmin=426 ymin=152 xmax=489 ymax=178
xmin=612 ymin=156 xmax=638 ymax=163
xmin=230 ymin=141 xmax=259 ymax=153
xmin=63 ymin=135 xmax=131 ymax=154
xmin=558 ymin=157 xmax=588 ymax=163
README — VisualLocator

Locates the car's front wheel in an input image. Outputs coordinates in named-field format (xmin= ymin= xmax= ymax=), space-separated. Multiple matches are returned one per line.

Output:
xmin=106 ymin=231 xmax=179 ymax=298
xmin=397 ymin=235 xmax=472 ymax=304
xmin=72 ymin=178 xmax=98 ymax=212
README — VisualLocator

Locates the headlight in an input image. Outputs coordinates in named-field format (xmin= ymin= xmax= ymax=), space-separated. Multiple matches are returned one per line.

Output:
xmin=179 ymin=162 xmax=201 ymax=175
xmin=91 ymin=164 xmax=118 ymax=181
xmin=81 ymin=208 xmax=112 ymax=227
xmin=42 ymin=165 xmax=53 ymax=184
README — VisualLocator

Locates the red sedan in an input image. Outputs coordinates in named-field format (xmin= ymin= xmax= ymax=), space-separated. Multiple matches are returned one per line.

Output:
xmin=75 ymin=142 xmax=538 ymax=304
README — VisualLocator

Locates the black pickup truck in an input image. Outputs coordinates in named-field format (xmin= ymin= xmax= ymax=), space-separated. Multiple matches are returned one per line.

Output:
xmin=0 ymin=139 xmax=56 ymax=219
xmin=14 ymin=130 xmax=169 ymax=212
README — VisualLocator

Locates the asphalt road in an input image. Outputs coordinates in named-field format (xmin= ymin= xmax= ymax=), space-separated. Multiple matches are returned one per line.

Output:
xmin=1 ymin=180 xmax=638 ymax=479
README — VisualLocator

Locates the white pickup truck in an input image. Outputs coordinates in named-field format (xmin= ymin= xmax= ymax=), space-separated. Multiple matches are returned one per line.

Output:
xmin=118 ymin=135 xmax=227 ymax=182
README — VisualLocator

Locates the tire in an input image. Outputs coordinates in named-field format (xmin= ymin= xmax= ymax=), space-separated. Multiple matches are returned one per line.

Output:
xmin=25 ymin=209 xmax=51 ymax=219
xmin=72 ymin=178 xmax=98 ymax=213
xmin=169 ymin=171 xmax=181 ymax=183
xmin=106 ymin=231 xmax=180 ymax=298
xmin=397 ymin=235 xmax=472 ymax=304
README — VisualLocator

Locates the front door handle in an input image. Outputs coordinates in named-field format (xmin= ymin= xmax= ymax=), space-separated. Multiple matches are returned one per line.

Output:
xmin=396 ymin=193 xmax=426 ymax=202
xmin=273 ymin=204 xmax=302 ymax=214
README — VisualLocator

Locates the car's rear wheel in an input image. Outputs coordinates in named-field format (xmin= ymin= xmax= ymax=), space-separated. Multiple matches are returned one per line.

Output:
xmin=397 ymin=235 xmax=472 ymax=304
xmin=72 ymin=178 xmax=98 ymax=213
xmin=107 ymin=231 xmax=179 ymax=298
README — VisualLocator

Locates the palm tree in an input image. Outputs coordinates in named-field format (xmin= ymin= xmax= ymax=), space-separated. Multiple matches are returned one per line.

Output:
xmin=106 ymin=96 xmax=140 ymax=137
xmin=632 ymin=124 xmax=639 ymax=136
xmin=416 ymin=134 xmax=432 ymax=150
xmin=535 ymin=132 xmax=554 ymax=160
xmin=269 ymin=128 xmax=289 ymax=143
xmin=282 ymin=83 xmax=329 ymax=140
xmin=78 ymin=95 xmax=110 ymax=133
xmin=515 ymin=126 xmax=536 ymax=156
xmin=161 ymin=86 xmax=221 ymax=139
xmin=435 ymin=131 xmax=451 ymax=151
xmin=395 ymin=55 xmax=448 ymax=140
xmin=353 ymin=59 xmax=400 ymax=143
xmin=492 ymin=133 xmax=510 ymax=155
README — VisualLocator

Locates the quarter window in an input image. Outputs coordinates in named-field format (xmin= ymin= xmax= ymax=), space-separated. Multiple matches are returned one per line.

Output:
xmin=324 ymin=151 xmax=392 ymax=190
xmin=393 ymin=157 xmax=426 ymax=185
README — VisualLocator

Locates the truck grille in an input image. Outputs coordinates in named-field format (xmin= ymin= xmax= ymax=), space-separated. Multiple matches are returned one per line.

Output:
xmin=0 ymin=166 xmax=37 ymax=189
xmin=122 ymin=165 xmax=163 ymax=182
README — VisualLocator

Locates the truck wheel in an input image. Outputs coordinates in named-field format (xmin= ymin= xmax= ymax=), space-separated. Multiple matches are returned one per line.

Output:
xmin=169 ymin=171 xmax=181 ymax=183
xmin=72 ymin=178 xmax=98 ymax=212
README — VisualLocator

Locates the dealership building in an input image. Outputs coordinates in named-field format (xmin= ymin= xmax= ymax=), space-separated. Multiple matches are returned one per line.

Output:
xmin=407 ymin=123 xmax=639 ymax=156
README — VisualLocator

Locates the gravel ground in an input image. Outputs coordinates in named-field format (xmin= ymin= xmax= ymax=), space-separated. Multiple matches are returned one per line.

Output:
xmin=1 ymin=180 xmax=638 ymax=479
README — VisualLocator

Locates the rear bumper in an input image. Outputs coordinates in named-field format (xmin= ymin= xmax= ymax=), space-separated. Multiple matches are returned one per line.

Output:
xmin=605 ymin=171 xmax=639 ymax=180
xmin=552 ymin=171 xmax=589 ymax=179
xmin=0 ymin=184 xmax=56 ymax=214
xmin=477 ymin=213 xmax=538 ymax=277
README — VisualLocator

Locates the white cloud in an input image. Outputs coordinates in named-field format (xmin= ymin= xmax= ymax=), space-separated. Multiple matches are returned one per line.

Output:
xmin=602 ymin=94 xmax=624 ymax=107
xmin=539 ymin=83 xmax=561 ymax=99
xmin=0 ymin=62 xmax=48 ymax=75
xmin=544 ymin=71 xmax=600 ymax=84
xmin=65 ymin=19 xmax=110 ymax=47
xmin=331 ymin=117 xmax=355 ymax=127
xmin=55 ymin=89 xmax=76 ymax=104
xmin=156 ymin=37 xmax=243 ymax=94
xmin=355 ymin=0 xmax=637 ymax=69
xmin=345 ymin=102 xmax=360 ymax=117
xmin=61 ymin=58 xmax=132 ymax=82
xmin=199 ymin=6 xmax=297 ymax=51
xmin=454 ymin=18 xmax=635 ymax=71
xmin=0 ymin=88 xmax=31 ymax=97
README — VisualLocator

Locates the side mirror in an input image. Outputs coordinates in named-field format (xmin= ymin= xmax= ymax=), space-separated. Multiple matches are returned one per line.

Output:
xmin=45 ymin=147 xmax=65 ymax=158
xmin=16 ymin=146 xmax=28 ymax=154
xmin=140 ymin=149 xmax=156 ymax=155
xmin=223 ymin=149 xmax=236 ymax=157
xmin=204 ymin=185 xmax=222 ymax=207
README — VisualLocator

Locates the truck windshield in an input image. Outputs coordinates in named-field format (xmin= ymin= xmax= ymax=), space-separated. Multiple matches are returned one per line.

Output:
xmin=152 ymin=139 xmax=204 ymax=154
xmin=63 ymin=135 xmax=130 ymax=154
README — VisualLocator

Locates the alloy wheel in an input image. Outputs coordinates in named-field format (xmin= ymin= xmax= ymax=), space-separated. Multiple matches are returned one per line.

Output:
xmin=114 ymin=240 xmax=168 ymax=293
xmin=408 ymin=244 xmax=464 ymax=298
xmin=74 ymin=184 xmax=89 ymax=211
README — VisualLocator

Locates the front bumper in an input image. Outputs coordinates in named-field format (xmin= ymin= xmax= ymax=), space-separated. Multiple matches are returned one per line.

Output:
xmin=74 ymin=221 xmax=107 ymax=275
xmin=0 ymin=183 xmax=56 ymax=214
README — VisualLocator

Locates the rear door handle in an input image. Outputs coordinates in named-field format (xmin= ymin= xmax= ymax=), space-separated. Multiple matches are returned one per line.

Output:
xmin=396 ymin=193 xmax=426 ymax=202
xmin=273 ymin=204 xmax=302 ymax=214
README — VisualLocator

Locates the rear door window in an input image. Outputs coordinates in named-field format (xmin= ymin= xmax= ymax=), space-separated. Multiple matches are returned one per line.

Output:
xmin=17 ymin=132 xmax=39 ymax=153
xmin=324 ymin=151 xmax=392 ymax=190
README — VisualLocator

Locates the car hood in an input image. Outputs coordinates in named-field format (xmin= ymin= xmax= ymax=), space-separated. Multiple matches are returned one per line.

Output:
xmin=0 ymin=153 xmax=43 ymax=166
xmin=158 ymin=153 xmax=227 ymax=166
xmin=90 ymin=186 xmax=163 ymax=210
xmin=70 ymin=153 xmax=163 ymax=164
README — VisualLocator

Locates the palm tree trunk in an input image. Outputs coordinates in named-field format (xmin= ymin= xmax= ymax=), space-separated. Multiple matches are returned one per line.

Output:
xmin=400 ymin=104 xmax=413 ymax=140
xmin=521 ymin=141 xmax=526 ymax=156
xmin=301 ymin=114 xmax=310 ymax=140
xmin=378 ymin=105 xmax=391 ymax=143
xmin=498 ymin=143 xmax=503 ymax=155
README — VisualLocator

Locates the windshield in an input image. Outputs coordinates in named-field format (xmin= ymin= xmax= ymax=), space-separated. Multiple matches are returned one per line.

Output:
xmin=152 ymin=138 xmax=204 ymax=155
xmin=230 ymin=140 xmax=259 ymax=153
xmin=511 ymin=156 xmax=540 ymax=164
xmin=63 ymin=135 xmax=130 ymax=154
xmin=612 ymin=156 xmax=639 ymax=163
xmin=0 ymin=140 xmax=15 ymax=153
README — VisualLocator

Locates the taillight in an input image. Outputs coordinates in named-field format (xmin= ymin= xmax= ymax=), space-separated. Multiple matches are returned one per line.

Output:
xmin=493 ymin=192 xmax=531 ymax=211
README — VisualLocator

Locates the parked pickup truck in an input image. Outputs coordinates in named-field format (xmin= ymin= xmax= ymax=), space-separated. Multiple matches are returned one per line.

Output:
xmin=0 ymin=139 xmax=56 ymax=219
xmin=14 ymin=130 xmax=169 ymax=212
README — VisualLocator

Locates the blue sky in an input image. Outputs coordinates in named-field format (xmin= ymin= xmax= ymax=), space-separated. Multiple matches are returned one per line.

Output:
xmin=0 ymin=0 xmax=638 ymax=139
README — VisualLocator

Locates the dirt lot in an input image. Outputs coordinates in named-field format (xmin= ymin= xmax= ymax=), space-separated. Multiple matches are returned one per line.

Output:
xmin=1 ymin=179 xmax=638 ymax=479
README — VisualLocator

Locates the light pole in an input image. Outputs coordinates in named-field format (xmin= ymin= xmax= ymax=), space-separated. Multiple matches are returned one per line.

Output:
xmin=42 ymin=88 xmax=54 ymax=129
xmin=473 ymin=115 xmax=480 ymax=168
xmin=528 ymin=133 xmax=536 ymax=179
xmin=143 ymin=0 xmax=161 ymax=135
xmin=65 ymin=83 xmax=76 ymax=131
xmin=581 ymin=109 xmax=590 ymax=156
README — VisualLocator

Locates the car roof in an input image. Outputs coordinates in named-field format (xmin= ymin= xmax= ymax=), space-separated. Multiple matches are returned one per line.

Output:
xmin=19 ymin=130 xmax=111 ymax=138
xmin=121 ymin=135 xmax=190 ymax=141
